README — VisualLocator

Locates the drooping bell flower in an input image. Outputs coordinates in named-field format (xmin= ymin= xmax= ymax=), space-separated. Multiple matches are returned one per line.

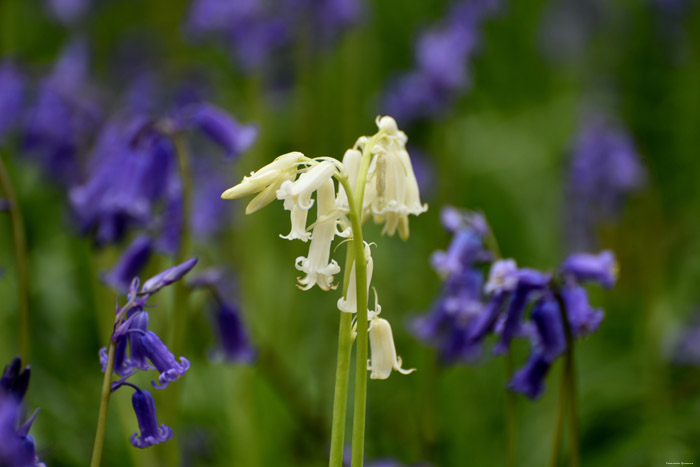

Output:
xmin=368 ymin=316 xmax=415 ymax=380
xmin=139 ymin=331 xmax=191 ymax=389
xmin=507 ymin=352 xmax=551 ymax=399
xmin=561 ymin=250 xmax=618 ymax=288
xmin=214 ymin=301 xmax=255 ymax=363
xmin=129 ymin=389 xmax=174 ymax=448
xmin=103 ymin=236 xmax=153 ymax=292
xmin=141 ymin=257 xmax=199 ymax=295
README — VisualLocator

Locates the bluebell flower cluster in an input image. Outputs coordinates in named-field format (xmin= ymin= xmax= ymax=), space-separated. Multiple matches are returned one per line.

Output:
xmin=381 ymin=0 xmax=500 ymax=125
xmin=185 ymin=0 xmax=362 ymax=73
xmin=414 ymin=206 xmax=617 ymax=399
xmin=99 ymin=258 xmax=197 ymax=448
xmin=411 ymin=207 xmax=493 ymax=362
xmin=567 ymin=114 xmax=645 ymax=248
xmin=0 ymin=358 xmax=45 ymax=467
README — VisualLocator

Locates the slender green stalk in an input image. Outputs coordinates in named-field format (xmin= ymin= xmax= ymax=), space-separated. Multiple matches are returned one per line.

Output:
xmin=90 ymin=338 xmax=117 ymax=467
xmin=329 ymin=246 xmax=357 ymax=466
xmin=0 ymin=154 xmax=30 ymax=361
xmin=549 ymin=359 xmax=568 ymax=467
xmin=505 ymin=354 xmax=516 ymax=467
xmin=553 ymin=288 xmax=579 ymax=467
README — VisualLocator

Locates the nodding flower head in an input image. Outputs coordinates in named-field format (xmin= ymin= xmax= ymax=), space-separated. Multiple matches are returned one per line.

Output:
xmin=485 ymin=259 xmax=519 ymax=295
xmin=337 ymin=243 xmax=373 ymax=314
xmin=139 ymin=331 xmax=191 ymax=389
xmin=221 ymin=152 xmax=306 ymax=214
xmin=508 ymin=352 xmax=551 ymax=399
xmin=368 ymin=317 xmax=415 ymax=380
xmin=129 ymin=389 xmax=173 ymax=448
xmin=561 ymin=250 xmax=618 ymax=288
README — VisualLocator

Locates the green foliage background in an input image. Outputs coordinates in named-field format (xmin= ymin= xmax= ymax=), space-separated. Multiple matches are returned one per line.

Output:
xmin=1 ymin=0 xmax=700 ymax=465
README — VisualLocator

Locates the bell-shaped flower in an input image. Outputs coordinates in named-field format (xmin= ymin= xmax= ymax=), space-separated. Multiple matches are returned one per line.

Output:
xmin=295 ymin=179 xmax=341 ymax=291
xmin=129 ymin=389 xmax=173 ymax=448
xmin=221 ymin=152 xmax=306 ymax=214
xmin=561 ymin=285 xmax=604 ymax=337
xmin=484 ymin=259 xmax=519 ymax=295
xmin=531 ymin=296 xmax=566 ymax=361
xmin=139 ymin=331 xmax=191 ymax=389
xmin=214 ymin=301 xmax=256 ymax=363
xmin=338 ymin=243 xmax=374 ymax=314
xmin=561 ymin=250 xmax=618 ymax=288
xmin=367 ymin=316 xmax=415 ymax=380
xmin=0 ymin=358 xmax=30 ymax=402
xmin=103 ymin=236 xmax=153 ymax=293
xmin=336 ymin=148 xmax=362 ymax=211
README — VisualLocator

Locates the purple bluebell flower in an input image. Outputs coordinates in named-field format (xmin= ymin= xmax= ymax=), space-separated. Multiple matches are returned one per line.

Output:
xmin=214 ymin=302 xmax=255 ymax=363
xmin=176 ymin=103 xmax=258 ymax=159
xmin=381 ymin=0 xmax=501 ymax=124
xmin=139 ymin=331 xmax=191 ymax=389
xmin=23 ymin=39 xmax=101 ymax=186
xmin=0 ymin=358 xmax=30 ymax=402
xmin=103 ymin=236 xmax=153 ymax=292
xmin=130 ymin=389 xmax=174 ymax=448
xmin=567 ymin=114 xmax=645 ymax=248
xmin=493 ymin=268 xmax=551 ymax=355
xmin=561 ymin=285 xmax=604 ymax=337
xmin=102 ymin=309 xmax=153 ymax=378
xmin=0 ymin=63 xmax=25 ymax=142
xmin=508 ymin=352 xmax=551 ymax=399
xmin=561 ymin=250 xmax=617 ymax=288
xmin=530 ymin=296 xmax=566 ymax=361
xmin=141 ymin=258 xmax=198 ymax=295
xmin=431 ymin=229 xmax=491 ymax=277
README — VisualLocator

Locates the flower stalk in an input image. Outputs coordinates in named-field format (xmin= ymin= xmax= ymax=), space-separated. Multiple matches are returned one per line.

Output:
xmin=0 ymin=153 xmax=30 ymax=361
xmin=90 ymin=337 xmax=117 ymax=467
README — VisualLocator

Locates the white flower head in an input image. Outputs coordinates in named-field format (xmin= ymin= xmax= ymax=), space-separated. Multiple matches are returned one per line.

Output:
xmin=295 ymin=178 xmax=341 ymax=290
xmin=336 ymin=149 xmax=362 ymax=212
xmin=367 ymin=316 xmax=415 ymax=380
xmin=485 ymin=259 xmax=519 ymax=295
xmin=337 ymin=242 xmax=374 ymax=314
xmin=221 ymin=151 xmax=306 ymax=214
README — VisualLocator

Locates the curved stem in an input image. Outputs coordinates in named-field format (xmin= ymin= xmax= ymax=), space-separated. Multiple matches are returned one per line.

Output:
xmin=329 ymin=245 xmax=357 ymax=467
xmin=553 ymin=288 xmax=579 ymax=467
xmin=90 ymin=339 xmax=117 ymax=467
xmin=0 ymin=154 xmax=30 ymax=361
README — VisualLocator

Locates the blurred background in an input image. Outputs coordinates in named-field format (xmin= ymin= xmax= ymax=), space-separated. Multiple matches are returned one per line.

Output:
xmin=0 ymin=0 xmax=699 ymax=465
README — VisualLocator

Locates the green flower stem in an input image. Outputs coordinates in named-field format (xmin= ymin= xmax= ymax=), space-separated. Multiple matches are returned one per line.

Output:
xmin=549 ymin=358 xmax=568 ymax=467
xmin=0 ymin=153 xmax=30 ymax=361
xmin=553 ymin=287 xmax=579 ymax=467
xmin=90 ymin=337 xmax=117 ymax=467
xmin=505 ymin=353 xmax=517 ymax=467
xmin=329 ymin=245 xmax=357 ymax=467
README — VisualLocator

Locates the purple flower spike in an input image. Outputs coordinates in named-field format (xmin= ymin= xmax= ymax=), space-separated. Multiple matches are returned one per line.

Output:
xmin=0 ymin=63 xmax=25 ymax=142
xmin=215 ymin=302 xmax=255 ymax=363
xmin=130 ymin=389 xmax=174 ymax=448
xmin=0 ymin=358 xmax=30 ymax=402
xmin=103 ymin=236 xmax=153 ymax=292
xmin=178 ymin=103 xmax=258 ymax=159
xmin=531 ymin=297 xmax=566 ymax=361
xmin=139 ymin=331 xmax=190 ymax=389
xmin=561 ymin=250 xmax=618 ymax=288
xmin=508 ymin=353 xmax=551 ymax=399
xmin=141 ymin=258 xmax=198 ymax=295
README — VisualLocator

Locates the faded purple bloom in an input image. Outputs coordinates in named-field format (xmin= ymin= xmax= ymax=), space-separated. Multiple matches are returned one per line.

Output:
xmin=214 ymin=302 xmax=255 ymax=363
xmin=561 ymin=285 xmax=604 ymax=337
xmin=0 ymin=63 xmax=25 ymax=142
xmin=440 ymin=206 xmax=489 ymax=236
xmin=24 ymin=39 xmax=101 ymax=186
xmin=484 ymin=259 xmax=519 ymax=295
xmin=561 ymin=250 xmax=617 ymax=288
xmin=431 ymin=229 xmax=490 ymax=277
xmin=382 ymin=0 xmax=501 ymax=124
xmin=508 ymin=353 xmax=551 ymax=399
xmin=177 ymin=103 xmax=258 ymax=159
xmin=0 ymin=358 xmax=30 ymax=402
xmin=139 ymin=331 xmax=191 ymax=389
xmin=141 ymin=258 xmax=198 ymax=295
xmin=45 ymin=0 xmax=90 ymax=24
xmin=103 ymin=236 xmax=153 ymax=292
xmin=130 ymin=389 xmax=174 ymax=448
xmin=567 ymin=114 xmax=645 ymax=248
